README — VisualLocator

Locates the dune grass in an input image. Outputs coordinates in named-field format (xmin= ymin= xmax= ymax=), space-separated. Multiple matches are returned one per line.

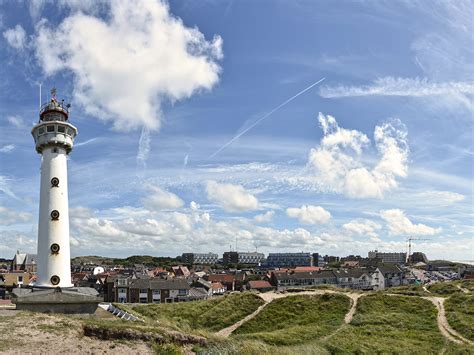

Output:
xmin=427 ymin=281 xmax=463 ymax=296
xmin=232 ymin=293 xmax=350 ymax=345
xmin=385 ymin=285 xmax=428 ymax=296
xmin=445 ymin=293 xmax=474 ymax=341
xmin=130 ymin=293 xmax=265 ymax=332
xmin=325 ymin=293 xmax=450 ymax=353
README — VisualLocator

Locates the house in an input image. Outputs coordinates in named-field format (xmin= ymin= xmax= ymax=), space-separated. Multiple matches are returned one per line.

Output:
xmin=333 ymin=269 xmax=372 ymax=289
xmin=372 ymin=264 xmax=405 ymax=290
xmin=11 ymin=251 xmax=37 ymax=273
xmin=171 ymin=266 xmax=191 ymax=278
xmin=0 ymin=272 xmax=32 ymax=288
xmin=247 ymin=280 xmax=274 ymax=292
xmin=207 ymin=274 xmax=236 ymax=291
xmin=211 ymin=282 xmax=226 ymax=295
xmin=271 ymin=270 xmax=337 ymax=290
xmin=128 ymin=278 xmax=190 ymax=303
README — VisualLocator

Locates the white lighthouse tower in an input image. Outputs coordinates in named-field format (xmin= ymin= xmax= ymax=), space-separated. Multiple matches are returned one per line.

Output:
xmin=31 ymin=88 xmax=77 ymax=288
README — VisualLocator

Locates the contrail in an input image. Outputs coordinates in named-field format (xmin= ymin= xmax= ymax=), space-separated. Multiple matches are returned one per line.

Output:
xmin=209 ymin=77 xmax=326 ymax=159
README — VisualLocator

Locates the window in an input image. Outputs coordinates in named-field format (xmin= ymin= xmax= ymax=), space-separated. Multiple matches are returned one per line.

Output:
xmin=117 ymin=279 xmax=126 ymax=286
xmin=46 ymin=125 xmax=55 ymax=133
xmin=66 ymin=128 xmax=73 ymax=136
xmin=18 ymin=276 xmax=23 ymax=283
xmin=38 ymin=127 xmax=45 ymax=135
xmin=178 ymin=289 xmax=187 ymax=296
xmin=57 ymin=125 xmax=65 ymax=133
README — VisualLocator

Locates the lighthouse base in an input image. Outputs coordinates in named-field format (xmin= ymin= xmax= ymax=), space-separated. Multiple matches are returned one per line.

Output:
xmin=11 ymin=287 xmax=102 ymax=314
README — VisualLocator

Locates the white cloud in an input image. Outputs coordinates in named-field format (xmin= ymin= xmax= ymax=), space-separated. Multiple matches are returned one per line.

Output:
xmin=286 ymin=205 xmax=331 ymax=225
xmin=7 ymin=115 xmax=27 ymax=128
xmin=308 ymin=113 xmax=408 ymax=199
xmin=190 ymin=201 xmax=200 ymax=211
xmin=380 ymin=209 xmax=441 ymax=236
xmin=0 ymin=206 xmax=32 ymax=225
xmin=343 ymin=219 xmax=381 ymax=237
xmin=319 ymin=77 xmax=474 ymax=99
xmin=142 ymin=186 xmax=184 ymax=210
xmin=0 ymin=145 xmax=15 ymax=153
xmin=3 ymin=24 xmax=27 ymax=50
xmin=206 ymin=180 xmax=259 ymax=212
xmin=254 ymin=211 xmax=274 ymax=223
xmin=34 ymin=0 xmax=223 ymax=131
xmin=414 ymin=190 xmax=465 ymax=204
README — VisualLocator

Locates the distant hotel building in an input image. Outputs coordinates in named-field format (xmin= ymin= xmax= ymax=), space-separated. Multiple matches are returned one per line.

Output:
xmin=368 ymin=250 xmax=407 ymax=264
xmin=266 ymin=252 xmax=312 ymax=267
xmin=181 ymin=253 xmax=219 ymax=265
xmin=223 ymin=252 xmax=265 ymax=265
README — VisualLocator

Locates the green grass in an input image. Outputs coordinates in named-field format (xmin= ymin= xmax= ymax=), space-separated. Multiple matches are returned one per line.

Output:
xmin=130 ymin=293 xmax=265 ymax=332
xmin=325 ymin=293 xmax=449 ymax=353
xmin=232 ymin=293 xmax=350 ymax=345
xmin=427 ymin=281 xmax=463 ymax=296
xmin=445 ymin=294 xmax=474 ymax=341
xmin=385 ymin=285 xmax=428 ymax=296
xmin=457 ymin=279 xmax=474 ymax=292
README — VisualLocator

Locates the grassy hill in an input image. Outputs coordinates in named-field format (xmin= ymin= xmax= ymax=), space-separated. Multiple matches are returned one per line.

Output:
xmin=127 ymin=293 xmax=265 ymax=332
xmin=233 ymin=294 xmax=350 ymax=345
xmin=445 ymin=293 xmax=474 ymax=341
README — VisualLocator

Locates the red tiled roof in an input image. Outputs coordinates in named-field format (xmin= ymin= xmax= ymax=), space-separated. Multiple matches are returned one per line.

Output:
xmin=294 ymin=266 xmax=321 ymax=272
xmin=211 ymin=282 xmax=224 ymax=290
xmin=208 ymin=274 xmax=235 ymax=283
xmin=248 ymin=280 xmax=273 ymax=289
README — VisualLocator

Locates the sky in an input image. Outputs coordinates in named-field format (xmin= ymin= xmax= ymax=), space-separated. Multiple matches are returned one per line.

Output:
xmin=0 ymin=0 xmax=472 ymax=260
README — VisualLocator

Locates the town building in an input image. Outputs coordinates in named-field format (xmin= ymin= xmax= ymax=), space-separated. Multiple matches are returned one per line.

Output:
xmin=333 ymin=269 xmax=372 ymax=290
xmin=223 ymin=252 xmax=265 ymax=265
xmin=270 ymin=269 xmax=337 ymax=289
xmin=368 ymin=250 xmax=407 ymax=264
xmin=181 ymin=253 xmax=219 ymax=265
xmin=11 ymin=252 xmax=37 ymax=273
xmin=104 ymin=276 xmax=197 ymax=303
xmin=266 ymin=252 xmax=312 ymax=267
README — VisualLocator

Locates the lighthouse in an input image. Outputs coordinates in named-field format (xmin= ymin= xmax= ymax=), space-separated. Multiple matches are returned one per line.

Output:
xmin=12 ymin=89 xmax=100 ymax=313
xmin=31 ymin=88 xmax=77 ymax=288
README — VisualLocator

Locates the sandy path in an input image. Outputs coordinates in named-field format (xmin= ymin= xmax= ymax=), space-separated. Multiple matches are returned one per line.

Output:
xmin=422 ymin=296 xmax=473 ymax=346
xmin=457 ymin=285 xmax=470 ymax=294
xmin=216 ymin=302 xmax=270 ymax=337
xmin=344 ymin=293 xmax=364 ymax=324
xmin=217 ymin=289 xmax=359 ymax=338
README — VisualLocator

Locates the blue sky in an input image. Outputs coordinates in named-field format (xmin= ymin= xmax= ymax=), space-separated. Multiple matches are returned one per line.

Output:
xmin=0 ymin=0 xmax=472 ymax=260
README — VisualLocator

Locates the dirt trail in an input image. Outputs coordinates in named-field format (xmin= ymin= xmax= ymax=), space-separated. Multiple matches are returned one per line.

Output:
xmin=216 ymin=302 xmax=269 ymax=337
xmin=217 ymin=289 xmax=360 ymax=338
xmin=423 ymin=296 xmax=473 ymax=346
xmin=457 ymin=285 xmax=470 ymax=294
xmin=344 ymin=293 xmax=364 ymax=324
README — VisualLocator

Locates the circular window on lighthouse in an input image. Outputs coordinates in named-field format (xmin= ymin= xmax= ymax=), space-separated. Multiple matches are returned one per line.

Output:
xmin=50 ymin=210 xmax=60 ymax=220
xmin=51 ymin=177 xmax=59 ymax=187
xmin=50 ymin=275 xmax=60 ymax=285
xmin=50 ymin=243 xmax=60 ymax=254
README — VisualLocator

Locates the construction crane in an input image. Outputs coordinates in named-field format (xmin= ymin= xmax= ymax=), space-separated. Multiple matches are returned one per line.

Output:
xmin=406 ymin=237 xmax=431 ymax=264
